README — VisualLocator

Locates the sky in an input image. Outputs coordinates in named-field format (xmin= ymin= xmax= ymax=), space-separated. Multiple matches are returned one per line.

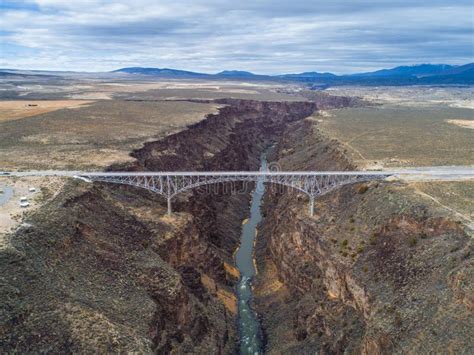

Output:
xmin=1 ymin=0 xmax=473 ymax=74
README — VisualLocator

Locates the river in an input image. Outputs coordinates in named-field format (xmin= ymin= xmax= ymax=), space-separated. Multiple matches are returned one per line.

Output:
xmin=235 ymin=154 xmax=266 ymax=354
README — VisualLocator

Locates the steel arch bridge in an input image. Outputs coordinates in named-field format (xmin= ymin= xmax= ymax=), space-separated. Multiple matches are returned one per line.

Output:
xmin=75 ymin=171 xmax=391 ymax=216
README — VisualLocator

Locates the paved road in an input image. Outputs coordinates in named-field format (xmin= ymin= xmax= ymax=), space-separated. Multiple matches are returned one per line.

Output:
xmin=382 ymin=166 xmax=474 ymax=181
xmin=0 ymin=186 xmax=13 ymax=206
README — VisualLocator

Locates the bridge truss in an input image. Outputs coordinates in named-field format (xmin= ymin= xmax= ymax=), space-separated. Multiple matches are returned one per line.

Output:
xmin=76 ymin=172 xmax=391 ymax=216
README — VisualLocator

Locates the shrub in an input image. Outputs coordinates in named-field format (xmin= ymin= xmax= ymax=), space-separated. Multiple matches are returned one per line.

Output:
xmin=394 ymin=311 xmax=402 ymax=327
xmin=357 ymin=184 xmax=369 ymax=194
xmin=408 ymin=236 xmax=418 ymax=247
xmin=141 ymin=239 xmax=150 ymax=249
xmin=369 ymin=233 xmax=377 ymax=245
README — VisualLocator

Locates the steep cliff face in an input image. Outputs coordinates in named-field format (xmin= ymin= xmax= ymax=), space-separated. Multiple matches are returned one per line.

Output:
xmin=255 ymin=119 xmax=473 ymax=353
xmin=127 ymin=99 xmax=317 ymax=172
xmin=0 ymin=183 xmax=234 ymax=353
xmin=0 ymin=99 xmax=322 ymax=353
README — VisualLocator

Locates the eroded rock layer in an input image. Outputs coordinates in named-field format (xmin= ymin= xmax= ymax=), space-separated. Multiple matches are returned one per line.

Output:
xmin=254 ymin=119 xmax=473 ymax=354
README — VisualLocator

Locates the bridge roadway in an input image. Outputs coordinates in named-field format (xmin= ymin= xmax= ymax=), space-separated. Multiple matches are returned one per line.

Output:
xmin=1 ymin=167 xmax=473 ymax=216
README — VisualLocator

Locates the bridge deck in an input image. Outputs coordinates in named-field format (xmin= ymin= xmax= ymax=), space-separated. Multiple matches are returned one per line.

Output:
xmin=2 ymin=168 xmax=474 ymax=178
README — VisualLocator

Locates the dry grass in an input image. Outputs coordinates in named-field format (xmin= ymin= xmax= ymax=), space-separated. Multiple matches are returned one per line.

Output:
xmin=223 ymin=261 xmax=240 ymax=279
xmin=1 ymin=76 xmax=306 ymax=101
xmin=216 ymin=289 xmax=237 ymax=315
xmin=121 ymin=85 xmax=306 ymax=101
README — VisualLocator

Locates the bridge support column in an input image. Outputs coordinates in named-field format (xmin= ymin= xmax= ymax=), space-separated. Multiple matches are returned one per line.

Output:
xmin=309 ymin=196 xmax=315 ymax=217
xmin=167 ymin=196 xmax=172 ymax=216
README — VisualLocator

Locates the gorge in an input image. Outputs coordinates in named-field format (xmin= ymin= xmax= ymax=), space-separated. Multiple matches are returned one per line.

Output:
xmin=0 ymin=96 xmax=472 ymax=354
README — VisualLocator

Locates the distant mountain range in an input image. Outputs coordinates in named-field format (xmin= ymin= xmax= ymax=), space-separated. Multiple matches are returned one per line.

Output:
xmin=112 ymin=63 xmax=474 ymax=85
xmin=351 ymin=64 xmax=454 ymax=78
xmin=112 ymin=67 xmax=209 ymax=78
xmin=2 ymin=63 xmax=473 ymax=85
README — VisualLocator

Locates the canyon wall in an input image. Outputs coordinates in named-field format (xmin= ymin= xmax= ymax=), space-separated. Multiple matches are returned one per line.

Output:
xmin=255 ymin=119 xmax=473 ymax=354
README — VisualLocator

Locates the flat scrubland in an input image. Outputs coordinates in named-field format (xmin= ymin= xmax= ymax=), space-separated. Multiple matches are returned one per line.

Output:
xmin=0 ymin=76 xmax=307 ymax=171
xmin=0 ymin=76 xmax=306 ymax=101
xmin=318 ymin=104 xmax=473 ymax=167
xmin=0 ymin=100 xmax=221 ymax=170
xmin=113 ymin=82 xmax=307 ymax=101
xmin=326 ymin=85 xmax=474 ymax=109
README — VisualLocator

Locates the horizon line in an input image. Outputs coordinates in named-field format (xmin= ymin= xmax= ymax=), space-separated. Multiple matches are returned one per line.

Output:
xmin=1 ymin=61 xmax=472 ymax=77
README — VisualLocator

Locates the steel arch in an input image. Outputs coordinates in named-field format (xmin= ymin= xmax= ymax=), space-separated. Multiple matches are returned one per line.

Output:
xmin=77 ymin=172 xmax=390 ymax=216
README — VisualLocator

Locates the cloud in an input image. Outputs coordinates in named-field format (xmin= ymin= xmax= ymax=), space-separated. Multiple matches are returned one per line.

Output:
xmin=0 ymin=0 xmax=473 ymax=73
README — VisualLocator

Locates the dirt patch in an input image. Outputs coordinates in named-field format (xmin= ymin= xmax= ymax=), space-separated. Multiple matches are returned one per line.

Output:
xmin=0 ymin=100 xmax=94 ymax=121
xmin=446 ymin=119 xmax=474 ymax=129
